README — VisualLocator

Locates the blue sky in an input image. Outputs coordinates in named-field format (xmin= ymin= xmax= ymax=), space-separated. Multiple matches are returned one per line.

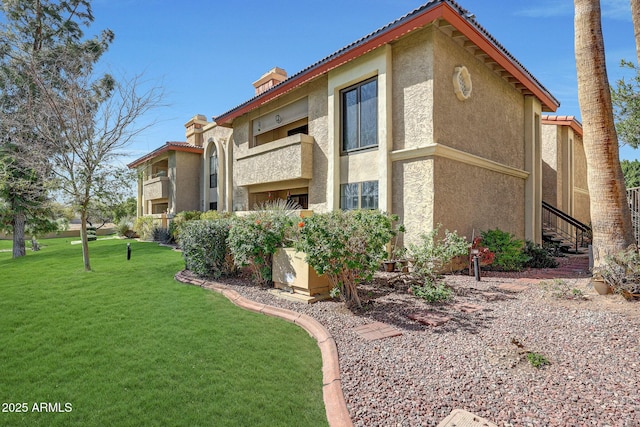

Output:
xmin=88 ymin=0 xmax=638 ymax=163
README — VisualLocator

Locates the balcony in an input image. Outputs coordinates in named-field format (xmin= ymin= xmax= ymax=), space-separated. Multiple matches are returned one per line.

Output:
xmin=143 ymin=176 xmax=169 ymax=200
xmin=236 ymin=133 xmax=313 ymax=187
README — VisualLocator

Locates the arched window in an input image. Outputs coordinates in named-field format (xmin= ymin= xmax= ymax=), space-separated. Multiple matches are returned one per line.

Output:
xmin=209 ymin=147 xmax=218 ymax=189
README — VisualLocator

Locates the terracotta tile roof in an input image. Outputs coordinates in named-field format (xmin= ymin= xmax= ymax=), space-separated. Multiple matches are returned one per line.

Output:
xmin=214 ymin=0 xmax=559 ymax=126
xmin=127 ymin=141 xmax=203 ymax=168
xmin=541 ymin=115 xmax=583 ymax=137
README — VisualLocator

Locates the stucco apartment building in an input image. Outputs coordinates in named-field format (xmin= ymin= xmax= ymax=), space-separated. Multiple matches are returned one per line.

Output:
xmin=128 ymin=0 xmax=590 ymax=246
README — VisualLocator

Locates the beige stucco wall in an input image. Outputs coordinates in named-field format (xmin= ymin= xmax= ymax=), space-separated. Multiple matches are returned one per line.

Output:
xmin=572 ymin=132 xmax=590 ymax=224
xmin=172 ymin=151 xmax=201 ymax=213
xmin=387 ymin=25 xmax=529 ymax=243
xmin=432 ymin=28 xmax=525 ymax=170
xmin=432 ymin=157 xmax=525 ymax=241
xmin=392 ymin=158 xmax=435 ymax=247
xmin=540 ymin=122 xmax=590 ymax=224
xmin=391 ymin=27 xmax=435 ymax=151
xmin=541 ymin=124 xmax=560 ymax=206
xmin=307 ymin=76 xmax=330 ymax=212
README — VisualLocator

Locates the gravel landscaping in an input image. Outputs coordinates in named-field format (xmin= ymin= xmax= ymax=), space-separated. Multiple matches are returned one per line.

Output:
xmin=202 ymin=261 xmax=639 ymax=427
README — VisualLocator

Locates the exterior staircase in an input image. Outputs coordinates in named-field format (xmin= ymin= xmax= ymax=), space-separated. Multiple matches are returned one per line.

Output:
xmin=627 ymin=187 xmax=640 ymax=248
xmin=542 ymin=201 xmax=591 ymax=254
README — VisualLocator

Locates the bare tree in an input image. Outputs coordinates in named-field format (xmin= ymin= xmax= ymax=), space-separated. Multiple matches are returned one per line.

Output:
xmin=27 ymin=51 xmax=163 ymax=270
xmin=574 ymin=0 xmax=636 ymax=268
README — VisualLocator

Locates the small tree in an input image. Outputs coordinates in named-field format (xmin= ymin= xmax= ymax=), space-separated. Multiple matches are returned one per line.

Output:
xmin=407 ymin=225 xmax=470 ymax=284
xmin=27 ymin=60 xmax=163 ymax=271
xmin=295 ymin=210 xmax=395 ymax=309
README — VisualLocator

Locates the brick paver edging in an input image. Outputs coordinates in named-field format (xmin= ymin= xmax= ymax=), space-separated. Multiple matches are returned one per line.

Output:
xmin=174 ymin=270 xmax=353 ymax=427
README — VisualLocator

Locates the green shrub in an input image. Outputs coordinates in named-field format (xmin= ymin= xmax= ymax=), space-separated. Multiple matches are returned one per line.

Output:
xmin=227 ymin=210 xmax=293 ymax=287
xmin=200 ymin=210 xmax=233 ymax=221
xmin=410 ymin=283 xmax=454 ymax=303
xmin=523 ymin=240 xmax=558 ymax=268
xmin=294 ymin=210 xmax=395 ymax=309
xmin=169 ymin=210 xmax=203 ymax=243
xmin=133 ymin=216 xmax=155 ymax=240
xmin=86 ymin=226 xmax=97 ymax=241
xmin=152 ymin=227 xmax=171 ymax=244
xmin=526 ymin=352 xmax=550 ymax=368
xmin=480 ymin=228 xmax=530 ymax=271
xmin=407 ymin=225 xmax=469 ymax=284
xmin=116 ymin=218 xmax=134 ymax=237
xmin=181 ymin=219 xmax=236 ymax=279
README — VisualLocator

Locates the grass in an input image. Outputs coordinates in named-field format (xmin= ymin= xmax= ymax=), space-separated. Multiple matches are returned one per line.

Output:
xmin=0 ymin=238 xmax=327 ymax=426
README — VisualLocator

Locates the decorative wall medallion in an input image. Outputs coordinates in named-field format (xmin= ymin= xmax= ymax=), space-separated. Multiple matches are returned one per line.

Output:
xmin=453 ymin=66 xmax=472 ymax=101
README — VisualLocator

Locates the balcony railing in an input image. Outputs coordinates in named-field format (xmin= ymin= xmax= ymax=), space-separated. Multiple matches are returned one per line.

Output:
xmin=143 ymin=176 xmax=169 ymax=200
xmin=235 ymin=133 xmax=313 ymax=187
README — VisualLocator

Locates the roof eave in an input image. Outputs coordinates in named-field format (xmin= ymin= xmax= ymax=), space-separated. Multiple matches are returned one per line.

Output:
xmin=127 ymin=143 xmax=202 ymax=169
xmin=213 ymin=0 xmax=559 ymax=126
xmin=541 ymin=116 xmax=583 ymax=137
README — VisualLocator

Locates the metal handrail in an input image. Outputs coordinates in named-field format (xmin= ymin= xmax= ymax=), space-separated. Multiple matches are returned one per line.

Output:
xmin=627 ymin=187 xmax=640 ymax=248
xmin=542 ymin=201 xmax=591 ymax=253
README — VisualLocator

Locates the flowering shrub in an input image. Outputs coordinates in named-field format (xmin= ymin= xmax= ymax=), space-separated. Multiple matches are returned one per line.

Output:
xmin=471 ymin=236 xmax=495 ymax=266
xmin=407 ymin=225 xmax=470 ymax=284
xmin=181 ymin=219 xmax=235 ymax=278
xmin=294 ymin=210 xmax=395 ymax=309
xmin=227 ymin=211 xmax=293 ymax=287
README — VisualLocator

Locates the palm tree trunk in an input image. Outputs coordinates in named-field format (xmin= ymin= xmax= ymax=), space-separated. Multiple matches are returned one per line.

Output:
xmin=631 ymin=0 xmax=640 ymax=64
xmin=12 ymin=211 xmax=26 ymax=258
xmin=575 ymin=0 xmax=636 ymax=267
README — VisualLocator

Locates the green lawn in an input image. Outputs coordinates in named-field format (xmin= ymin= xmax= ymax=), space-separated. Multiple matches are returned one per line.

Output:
xmin=0 ymin=238 xmax=326 ymax=427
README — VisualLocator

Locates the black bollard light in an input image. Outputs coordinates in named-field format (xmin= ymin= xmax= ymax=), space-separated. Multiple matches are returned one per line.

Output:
xmin=473 ymin=255 xmax=481 ymax=281
xmin=127 ymin=243 xmax=131 ymax=260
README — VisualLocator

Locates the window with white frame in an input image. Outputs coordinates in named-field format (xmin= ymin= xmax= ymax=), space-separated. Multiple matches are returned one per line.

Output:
xmin=341 ymin=77 xmax=377 ymax=153
xmin=340 ymin=181 xmax=378 ymax=210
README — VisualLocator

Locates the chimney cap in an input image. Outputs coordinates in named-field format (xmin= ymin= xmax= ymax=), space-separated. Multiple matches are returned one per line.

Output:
xmin=184 ymin=114 xmax=208 ymax=128
xmin=252 ymin=67 xmax=287 ymax=89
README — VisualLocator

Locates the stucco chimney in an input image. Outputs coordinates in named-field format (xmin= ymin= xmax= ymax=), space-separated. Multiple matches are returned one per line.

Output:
xmin=185 ymin=114 xmax=208 ymax=147
xmin=252 ymin=67 xmax=287 ymax=96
